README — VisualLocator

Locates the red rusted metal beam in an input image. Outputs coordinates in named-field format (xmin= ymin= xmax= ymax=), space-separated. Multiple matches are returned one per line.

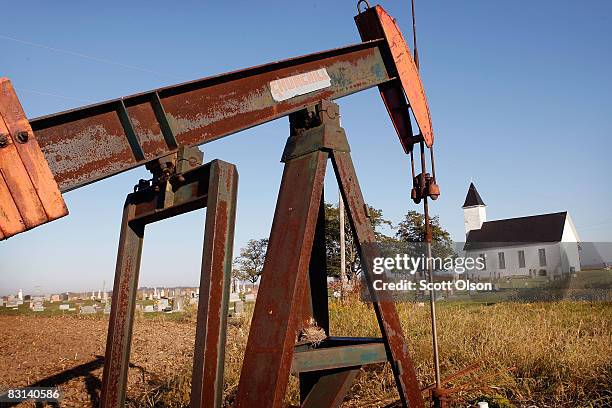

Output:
xmin=30 ymin=41 xmax=390 ymax=193
xmin=100 ymin=197 xmax=144 ymax=408
xmin=356 ymin=5 xmax=434 ymax=148
xmin=191 ymin=160 xmax=238 ymax=408
xmin=100 ymin=159 xmax=238 ymax=408
xmin=331 ymin=149 xmax=424 ymax=408
xmin=235 ymin=148 xmax=328 ymax=407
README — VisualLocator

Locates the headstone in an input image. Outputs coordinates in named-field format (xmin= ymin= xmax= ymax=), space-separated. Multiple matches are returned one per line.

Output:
xmin=32 ymin=298 xmax=44 ymax=311
xmin=234 ymin=300 xmax=244 ymax=315
xmin=229 ymin=292 xmax=240 ymax=302
xmin=173 ymin=296 xmax=184 ymax=311
xmin=59 ymin=304 xmax=70 ymax=311
xmin=104 ymin=304 xmax=111 ymax=314
xmin=80 ymin=305 xmax=96 ymax=314
xmin=245 ymin=294 xmax=256 ymax=303
xmin=31 ymin=296 xmax=44 ymax=311
xmin=158 ymin=298 xmax=169 ymax=310
xmin=0 ymin=299 xmax=3 ymax=307
xmin=144 ymin=305 xmax=155 ymax=313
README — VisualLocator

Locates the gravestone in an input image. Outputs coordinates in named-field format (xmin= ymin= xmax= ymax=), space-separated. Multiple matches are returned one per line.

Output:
xmin=229 ymin=292 xmax=240 ymax=302
xmin=80 ymin=305 xmax=96 ymax=314
xmin=144 ymin=305 xmax=155 ymax=313
xmin=0 ymin=299 xmax=3 ymax=307
xmin=59 ymin=304 xmax=70 ymax=311
xmin=104 ymin=303 xmax=111 ymax=314
xmin=31 ymin=296 xmax=45 ymax=312
xmin=158 ymin=298 xmax=169 ymax=310
xmin=245 ymin=293 xmax=256 ymax=303
xmin=234 ymin=300 xmax=244 ymax=315
xmin=173 ymin=296 xmax=184 ymax=311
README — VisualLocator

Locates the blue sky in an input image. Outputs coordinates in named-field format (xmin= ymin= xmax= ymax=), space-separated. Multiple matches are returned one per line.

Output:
xmin=1 ymin=0 xmax=610 ymax=295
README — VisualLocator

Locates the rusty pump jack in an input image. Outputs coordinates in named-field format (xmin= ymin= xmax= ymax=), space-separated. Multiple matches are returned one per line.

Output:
xmin=0 ymin=3 xmax=440 ymax=407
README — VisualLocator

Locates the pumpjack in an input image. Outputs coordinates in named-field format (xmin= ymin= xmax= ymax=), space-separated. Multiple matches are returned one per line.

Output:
xmin=0 ymin=3 xmax=441 ymax=407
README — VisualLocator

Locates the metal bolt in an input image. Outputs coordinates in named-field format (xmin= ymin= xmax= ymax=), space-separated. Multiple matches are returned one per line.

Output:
xmin=0 ymin=133 xmax=8 ymax=148
xmin=16 ymin=131 xmax=29 ymax=143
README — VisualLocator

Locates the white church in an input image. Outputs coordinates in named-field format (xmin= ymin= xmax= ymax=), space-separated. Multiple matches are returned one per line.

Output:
xmin=462 ymin=183 xmax=581 ymax=280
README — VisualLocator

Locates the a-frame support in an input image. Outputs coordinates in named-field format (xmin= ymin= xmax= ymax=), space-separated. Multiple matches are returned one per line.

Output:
xmin=235 ymin=101 xmax=424 ymax=408
xmin=100 ymin=157 xmax=238 ymax=408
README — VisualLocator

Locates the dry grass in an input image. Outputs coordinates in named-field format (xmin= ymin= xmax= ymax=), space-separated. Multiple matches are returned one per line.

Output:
xmin=139 ymin=299 xmax=611 ymax=407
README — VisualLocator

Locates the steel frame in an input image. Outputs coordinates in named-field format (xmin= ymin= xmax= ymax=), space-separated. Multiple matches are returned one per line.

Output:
xmin=100 ymin=159 xmax=238 ymax=408
xmin=234 ymin=101 xmax=424 ymax=408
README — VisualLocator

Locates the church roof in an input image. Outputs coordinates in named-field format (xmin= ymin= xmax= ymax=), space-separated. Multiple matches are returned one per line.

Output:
xmin=462 ymin=182 xmax=485 ymax=207
xmin=464 ymin=212 xmax=567 ymax=251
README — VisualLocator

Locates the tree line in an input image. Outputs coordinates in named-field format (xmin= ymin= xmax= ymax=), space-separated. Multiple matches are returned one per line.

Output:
xmin=232 ymin=204 xmax=453 ymax=285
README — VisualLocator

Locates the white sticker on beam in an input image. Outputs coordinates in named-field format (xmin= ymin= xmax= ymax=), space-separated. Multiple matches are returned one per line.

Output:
xmin=269 ymin=68 xmax=332 ymax=102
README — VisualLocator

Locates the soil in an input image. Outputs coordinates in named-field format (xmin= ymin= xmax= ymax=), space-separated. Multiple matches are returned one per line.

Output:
xmin=0 ymin=315 xmax=196 ymax=407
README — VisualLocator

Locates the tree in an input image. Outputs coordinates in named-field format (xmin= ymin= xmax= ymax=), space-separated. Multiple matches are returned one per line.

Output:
xmin=235 ymin=238 xmax=268 ymax=285
xmin=396 ymin=210 xmax=454 ymax=260
xmin=324 ymin=203 xmax=396 ymax=280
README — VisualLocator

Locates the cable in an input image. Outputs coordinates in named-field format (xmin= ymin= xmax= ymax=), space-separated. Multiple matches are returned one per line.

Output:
xmin=0 ymin=34 xmax=181 ymax=80
xmin=15 ymin=87 xmax=94 ymax=103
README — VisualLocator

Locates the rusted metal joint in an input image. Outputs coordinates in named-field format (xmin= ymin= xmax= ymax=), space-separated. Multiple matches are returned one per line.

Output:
xmin=283 ymin=101 xmax=349 ymax=162
xmin=138 ymin=145 xmax=204 ymax=193
xmin=0 ymin=133 xmax=8 ymax=148
xmin=411 ymin=172 xmax=440 ymax=203
xmin=16 ymin=130 xmax=29 ymax=143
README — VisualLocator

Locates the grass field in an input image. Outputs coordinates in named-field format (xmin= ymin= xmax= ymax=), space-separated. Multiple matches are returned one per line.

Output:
xmin=132 ymin=298 xmax=611 ymax=408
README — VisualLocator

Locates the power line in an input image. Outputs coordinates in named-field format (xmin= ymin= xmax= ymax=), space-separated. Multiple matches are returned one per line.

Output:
xmin=0 ymin=34 xmax=182 ymax=80
xmin=15 ymin=87 xmax=94 ymax=103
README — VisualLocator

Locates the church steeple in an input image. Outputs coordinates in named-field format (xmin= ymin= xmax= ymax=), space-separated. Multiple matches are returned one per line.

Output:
xmin=462 ymin=182 xmax=485 ymax=208
xmin=462 ymin=182 xmax=487 ymax=235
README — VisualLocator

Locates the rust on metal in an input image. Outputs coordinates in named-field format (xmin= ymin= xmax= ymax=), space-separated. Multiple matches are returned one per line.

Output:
xmin=29 ymin=42 xmax=389 ymax=192
xmin=355 ymin=5 xmax=434 ymax=148
xmin=100 ymin=198 xmax=143 ymax=408
xmin=332 ymin=149 xmax=425 ymax=408
xmin=301 ymin=368 xmax=360 ymax=408
xmin=236 ymin=101 xmax=424 ymax=408
xmin=235 ymin=149 xmax=328 ymax=408
xmin=0 ymin=78 xmax=68 ymax=240
xmin=191 ymin=160 xmax=238 ymax=408
xmin=101 ymin=159 xmax=238 ymax=408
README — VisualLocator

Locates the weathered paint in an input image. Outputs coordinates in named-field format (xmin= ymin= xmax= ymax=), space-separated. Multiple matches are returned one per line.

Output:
xmin=235 ymin=150 xmax=329 ymax=408
xmin=355 ymin=5 xmax=434 ymax=148
xmin=100 ymin=160 xmax=238 ymax=408
xmin=331 ymin=149 xmax=425 ymax=408
xmin=28 ymin=42 xmax=389 ymax=192
xmin=191 ymin=160 xmax=238 ymax=408
xmin=0 ymin=78 xmax=68 ymax=240
xmin=292 ymin=343 xmax=387 ymax=373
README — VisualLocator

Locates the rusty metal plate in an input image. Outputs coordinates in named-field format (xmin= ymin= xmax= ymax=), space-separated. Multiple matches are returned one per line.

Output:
xmin=0 ymin=78 xmax=67 ymax=239
xmin=355 ymin=5 xmax=434 ymax=147
xmin=34 ymin=108 xmax=138 ymax=192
